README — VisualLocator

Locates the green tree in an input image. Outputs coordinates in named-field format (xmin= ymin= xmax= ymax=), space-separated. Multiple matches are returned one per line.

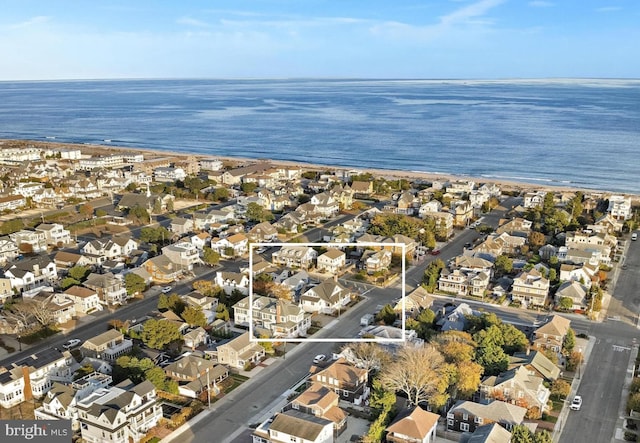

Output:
xmin=157 ymin=293 xmax=186 ymax=315
xmin=475 ymin=342 xmax=509 ymax=376
xmin=423 ymin=259 xmax=445 ymax=292
xmin=499 ymin=323 xmax=529 ymax=354
xmin=368 ymin=378 xmax=396 ymax=413
xmin=558 ymin=297 xmax=573 ymax=311
xmin=240 ymin=182 xmax=258 ymax=194
xmin=202 ymin=247 xmax=220 ymax=266
xmin=211 ymin=187 xmax=229 ymax=202
xmin=216 ymin=304 xmax=230 ymax=322
xmin=140 ymin=226 xmax=171 ymax=244
xmin=95 ymin=208 xmax=108 ymax=217
xmin=511 ymin=425 xmax=534 ymax=443
xmin=246 ymin=202 xmax=274 ymax=222
xmin=375 ymin=304 xmax=396 ymax=326
xmin=124 ymin=273 xmax=146 ymax=296
xmin=141 ymin=319 xmax=182 ymax=350
xmin=563 ymin=328 xmax=576 ymax=356
xmin=128 ymin=204 xmax=150 ymax=223
xmin=181 ymin=306 xmax=207 ymax=327
xmin=494 ymin=254 xmax=513 ymax=276
xmin=542 ymin=192 xmax=555 ymax=217
xmin=548 ymin=268 xmax=557 ymax=283
xmin=533 ymin=430 xmax=552 ymax=443
xmin=113 ymin=356 xmax=156 ymax=384
xmin=69 ymin=265 xmax=90 ymax=282
xmin=60 ymin=277 xmax=81 ymax=290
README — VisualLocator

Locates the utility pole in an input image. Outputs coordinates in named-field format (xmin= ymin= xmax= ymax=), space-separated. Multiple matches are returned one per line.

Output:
xmin=206 ymin=367 xmax=211 ymax=408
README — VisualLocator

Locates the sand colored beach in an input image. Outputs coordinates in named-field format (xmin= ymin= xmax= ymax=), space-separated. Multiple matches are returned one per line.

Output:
xmin=1 ymin=138 xmax=634 ymax=199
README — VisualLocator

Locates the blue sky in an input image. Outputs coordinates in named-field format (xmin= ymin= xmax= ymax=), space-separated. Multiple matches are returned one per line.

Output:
xmin=0 ymin=0 xmax=638 ymax=80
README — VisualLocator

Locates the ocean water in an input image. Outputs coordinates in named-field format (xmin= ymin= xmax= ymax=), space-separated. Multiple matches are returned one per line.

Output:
xmin=0 ymin=78 xmax=638 ymax=194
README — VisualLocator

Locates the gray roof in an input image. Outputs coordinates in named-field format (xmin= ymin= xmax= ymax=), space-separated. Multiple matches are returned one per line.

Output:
xmin=270 ymin=409 xmax=332 ymax=440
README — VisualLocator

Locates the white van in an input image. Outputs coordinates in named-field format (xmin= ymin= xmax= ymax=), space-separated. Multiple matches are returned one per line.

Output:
xmin=632 ymin=233 xmax=638 ymax=241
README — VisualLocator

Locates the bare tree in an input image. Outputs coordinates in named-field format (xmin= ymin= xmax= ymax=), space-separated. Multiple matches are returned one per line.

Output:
xmin=24 ymin=295 xmax=55 ymax=327
xmin=342 ymin=342 xmax=391 ymax=373
xmin=378 ymin=344 xmax=449 ymax=407
xmin=5 ymin=304 xmax=34 ymax=331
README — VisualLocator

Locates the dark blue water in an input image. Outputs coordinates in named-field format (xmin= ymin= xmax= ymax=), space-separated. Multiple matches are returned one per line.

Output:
xmin=0 ymin=78 xmax=638 ymax=193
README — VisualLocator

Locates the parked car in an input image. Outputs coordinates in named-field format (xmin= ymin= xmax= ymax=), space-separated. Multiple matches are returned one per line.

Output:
xmin=313 ymin=354 xmax=326 ymax=364
xmin=161 ymin=286 xmax=173 ymax=294
xmin=570 ymin=395 xmax=582 ymax=410
xmin=430 ymin=249 xmax=441 ymax=255
xmin=62 ymin=338 xmax=82 ymax=350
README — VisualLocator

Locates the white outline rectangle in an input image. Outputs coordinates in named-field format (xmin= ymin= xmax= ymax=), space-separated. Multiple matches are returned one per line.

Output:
xmin=248 ymin=242 xmax=406 ymax=343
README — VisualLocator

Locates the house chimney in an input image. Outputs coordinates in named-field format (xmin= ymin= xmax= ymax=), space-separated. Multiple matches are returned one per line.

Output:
xmin=526 ymin=346 xmax=530 ymax=356
xmin=22 ymin=366 xmax=33 ymax=401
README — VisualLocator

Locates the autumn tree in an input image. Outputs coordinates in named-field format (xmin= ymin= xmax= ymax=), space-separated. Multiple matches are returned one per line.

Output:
xmin=378 ymin=344 xmax=451 ymax=407
xmin=453 ymin=360 xmax=484 ymax=399
xmin=269 ymin=283 xmax=293 ymax=301
xmin=181 ymin=306 xmax=207 ymax=328
xmin=141 ymin=319 xmax=182 ymax=350
xmin=550 ymin=379 xmax=571 ymax=400
xmin=79 ymin=203 xmax=94 ymax=220
xmin=528 ymin=231 xmax=546 ymax=251
xmin=192 ymin=280 xmax=222 ymax=297
xmin=216 ymin=304 xmax=230 ymax=322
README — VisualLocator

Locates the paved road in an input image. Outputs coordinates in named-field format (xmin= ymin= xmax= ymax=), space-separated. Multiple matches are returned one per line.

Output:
xmin=559 ymin=234 xmax=640 ymax=443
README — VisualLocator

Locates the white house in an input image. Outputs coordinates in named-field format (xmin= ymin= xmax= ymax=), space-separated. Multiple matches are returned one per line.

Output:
xmin=317 ymin=249 xmax=346 ymax=274
xmin=300 ymin=280 xmax=351 ymax=314
xmin=63 ymin=286 xmax=103 ymax=315
xmin=215 ymin=271 xmax=250 ymax=295
xmin=272 ymin=246 xmax=318 ymax=269
xmin=35 ymin=223 xmax=72 ymax=247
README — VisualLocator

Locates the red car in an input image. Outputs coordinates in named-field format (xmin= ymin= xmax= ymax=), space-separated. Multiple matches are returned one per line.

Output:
xmin=430 ymin=249 xmax=441 ymax=255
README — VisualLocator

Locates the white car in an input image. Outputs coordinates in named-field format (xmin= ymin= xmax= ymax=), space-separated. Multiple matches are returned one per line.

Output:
xmin=62 ymin=338 xmax=82 ymax=350
xmin=313 ymin=354 xmax=326 ymax=364
xmin=161 ymin=286 xmax=173 ymax=294
xmin=570 ymin=395 xmax=582 ymax=411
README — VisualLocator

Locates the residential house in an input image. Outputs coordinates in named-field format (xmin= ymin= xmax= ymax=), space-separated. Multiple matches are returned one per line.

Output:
xmin=170 ymin=217 xmax=194 ymax=236
xmin=317 ymin=249 xmax=346 ymax=274
xmin=0 ymin=348 xmax=73 ymax=408
xmin=117 ymin=192 xmax=175 ymax=214
xmin=81 ymin=330 xmax=133 ymax=361
xmin=364 ymin=249 xmax=392 ymax=274
xmin=421 ymin=211 xmax=454 ymax=239
xmin=532 ymin=315 xmax=571 ymax=352
xmin=310 ymin=192 xmax=340 ymax=218
xmin=447 ymin=400 xmax=526 ymax=433
xmin=163 ymin=355 xmax=228 ymax=398
xmin=301 ymin=280 xmax=351 ymax=315
xmin=480 ymin=365 xmax=550 ymax=414
xmin=215 ymin=271 xmax=250 ymax=296
xmin=162 ymin=241 xmax=202 ymax=270
xmin=35 ymin=223 xmax=72 ymax=247
xmin=190 ymin=232 xmax=211 ymax=251
xmin=555 ymin=281 xmax=588 ymax=310
xmin=3 ymin=255 xmax=57 ymax=294
xmin=9 ymin=229 xmax=47 ymax=253
xmin=81 ymin=237 xmax=138 ymax=264
xmin=142 ymin=255 xmax=182 ymax=284
xmin=436 ymin=303 xmax=477 ymax=332
xmin=451 ymin=200 xmax=474 ymax=227
xmin=607 ymin=195 xmax=632 ymax=220
xmin=272 ymin=246 xmax=318 ymax=269
xmin=459 ymin=423 xmax=512 ymax=443
xmin=28 ymin=292 xmax=75 ymax=325
xmin=350 ymin=181 xmax=374 ymax=197
xmin=386 ymin=406 xmax=439 ymax=443
xmin=454 ymin=256 xmax=494 ymax=276
xmin=0 ymin=278 xmax=12 ymax=303
xmin=393 ymin=287 xmax=434 ymax=318
xmin=523 ymin=191 xmax=546 ymax=209
xmin=63 ymin=286 xmax=102 ymax=315
xmin=308 ymin=358 xmax=369 ymax=405
xmin=559 ymin=263 xmax=597 ymax=289
xmin=182 ymin=327 xmax=209 ymax=350
xmin=34 ymin=372 xmax=113 ymax=429
xmin=76 ymin=380 xmax=163 ymax=443
xmin=0 ymin=236 xmax=19 ymax=265
xmin=153 ymin=166 xmax=186 ymax=182
xmin=216 ymin=332 xmax=265 ymax=370
xmin=248 ymin=222 xmax=278 ymax=243
xmin=0 ymin=194 xmax=26 ymax=211
xmin=496 ymin=218 xmax=533 ymax=238
xmin=508 ymin=350 xmax=560 ymax=382
xmin=84 ymin=272 xmax=128 ymax=305
xmin=511 ymin=269 xmax=549 ymax=307
xmin=212 ymin=233 xmax=248 ymax=257
xmin=284 ymin=383 xmax=348 ymax=437
xmin=233 ymin=296 xmax=311 ymax=338
xmin=252 ymin=409 xmax=334 ymax=443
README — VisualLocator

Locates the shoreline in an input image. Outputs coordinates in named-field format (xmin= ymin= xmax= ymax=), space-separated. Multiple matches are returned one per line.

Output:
xmin=1 ymin=138 xmax=637 ymax=199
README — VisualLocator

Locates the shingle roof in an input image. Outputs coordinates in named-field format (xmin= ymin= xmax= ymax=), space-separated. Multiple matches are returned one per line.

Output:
xmin=386 ymin=406 xmax=439 ymax=440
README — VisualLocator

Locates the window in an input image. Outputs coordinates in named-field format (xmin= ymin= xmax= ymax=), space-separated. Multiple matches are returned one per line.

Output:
xmin=447 ymin=419 xmax=454 ymax=427
xmin=475 ymin=417 xmax=483 ymax=424
xmin=462 ymin=413 xmax=468 ymax=421
xmin=460 ymin=423 xmax=469 ymax=432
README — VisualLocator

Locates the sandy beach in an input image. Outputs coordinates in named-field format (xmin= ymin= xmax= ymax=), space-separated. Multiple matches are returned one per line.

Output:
xmin=2 ymin=138 xmax=634 ymax=199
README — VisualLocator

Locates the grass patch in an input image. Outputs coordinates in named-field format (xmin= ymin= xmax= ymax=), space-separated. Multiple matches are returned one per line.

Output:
xmin=542 ymin=413 xmax=558 ymax=423
xmin=551 ymin=400 xmax=564 ymax=412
